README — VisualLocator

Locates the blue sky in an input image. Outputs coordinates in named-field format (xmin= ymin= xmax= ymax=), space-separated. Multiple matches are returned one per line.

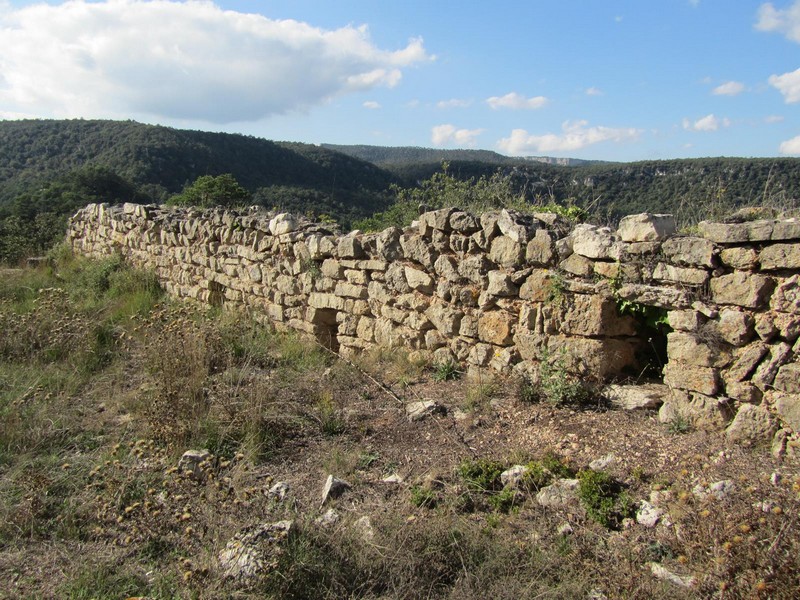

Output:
xmin=1 ymin=0 xmax=799 ymax=161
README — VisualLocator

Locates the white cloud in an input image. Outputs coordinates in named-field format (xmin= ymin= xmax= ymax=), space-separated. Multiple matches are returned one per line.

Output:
xmin=689 ymin=0 xmax=700 ymax=7
xmin=363 ymin=101 xmax=381 ymax=109
xmin=769 ymin=67 xmax=800 ymax=103
xmin=780 ymin=134 xmax=800 ymax=154
xmin=0 ymin=0 xmax=429 ymax=123
xmin=765 ymin=114 xmax=785 ymax=123
xmin=496 ymin=120 xmax=642 ymax=155
xmin=712 ymin=81 xmax=745 ymax=96
xmin=756 ymin=1 xmax=800 ymax=43
xmin=436 ymin=98 xmax=471 ymax=109
xmin=431 ymin=124 xmax=484 ymax=147
xmin=682 ymin=114 xmax=730 ymax=131
xmin=486 ymin=92 xmax=548 ymax=110
xmin=585 ymin=87 xmax=604 ymax=96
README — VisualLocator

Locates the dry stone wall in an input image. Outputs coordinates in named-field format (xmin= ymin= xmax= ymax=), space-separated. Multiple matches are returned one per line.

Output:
xmin=67 ymin=203 xmax=800 ymax=443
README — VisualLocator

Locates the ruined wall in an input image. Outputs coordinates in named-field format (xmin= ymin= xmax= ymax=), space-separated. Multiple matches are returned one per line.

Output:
xmin=67 ymin=203 xmax=800 ymax=441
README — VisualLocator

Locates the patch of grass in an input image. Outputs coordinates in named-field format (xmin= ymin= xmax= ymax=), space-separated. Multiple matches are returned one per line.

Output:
xmin=531 ymin=349 xmax=592 ymax=406
xmin=577 ymin=469 xmax=633 ymax=529
xmin=410 ymin=484 xmax=439 ymax=508
xmin=457 ymin=458 xmax=505 ymax=493
xmin=432 ymin=359 xmax=460 ymax=382
xmin=463 ymin=382 xmax=498 ymax=412
xmin=667 ymin=412 xmax=692 ymax=435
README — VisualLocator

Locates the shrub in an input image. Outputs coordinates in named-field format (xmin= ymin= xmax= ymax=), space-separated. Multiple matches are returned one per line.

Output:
xmin=577 ymin=470 xmax=633 ymax=529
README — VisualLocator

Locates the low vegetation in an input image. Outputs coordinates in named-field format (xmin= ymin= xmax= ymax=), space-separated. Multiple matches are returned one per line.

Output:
xmin=1 ymin=254 xmax=799 ymax=598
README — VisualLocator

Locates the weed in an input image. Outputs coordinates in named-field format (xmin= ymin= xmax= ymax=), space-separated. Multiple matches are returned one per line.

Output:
xmin=545 ymin=271 xmax=567 ymax=306
xmin=463 ymin=382 xmax=497 ymax=412
xmin=577 ymin=469 xmax=633 ymax=529
xmin=667 ymin=412 xmax=692 ymax=435
xmin=410 ymin=484 xmax=439 ymax=508
xmin=457 ymin=458 xmax=505 ymax=492
xmin=487 ymin=487 xmax=518 ymax=513
xmin=432 ymin=359 xmax=460 ymax=382
xmin=531 ymin=349 xmax=592 ymax=406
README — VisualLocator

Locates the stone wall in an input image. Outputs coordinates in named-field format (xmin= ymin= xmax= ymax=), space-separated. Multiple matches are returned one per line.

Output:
xmin=67 ymin=203 xmax=800 ymax=444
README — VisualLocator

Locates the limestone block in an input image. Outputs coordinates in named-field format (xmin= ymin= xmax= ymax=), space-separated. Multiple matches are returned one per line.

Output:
xmin=376 ymin=227 xmax=403 ymax=261
xmin=344 ymin=269 xmax=368 ymax=286
xmin=519 ymin=269 xmax=552 ymax=302
xmin=774 ymin=363 xmax=800 ymax=393
xmin=710 ymin=272 xmax=773 ymax=309
xmin=661 ymin=236 xmax=716 ymax=267
xmin=571 ymin=224 xmax=621 ymax=260
xmin=663 ymin=363 xmax=721 ymax=396
xmin=381 ymin=305 xmax=407 ymax=324
xmin=773 ymin=392 xmax=800 ymax=431
xmin=559 ymin=253 xmax=593 ymax=277
xmin=604 ymin=383 xmax=670 ymax=410
xmin=561 ymin=294 xmax=637 ymax=337
xmin=419 ymin=208 xmax=455 ymax=232
xmin=488 ymin=235 xmax=524 ymax=268
xmin=754 ymin=314 xmax=779 ymax=341
xmin=725 ymin=404 xmax=778 ymax=447
xmin=546 ymin=336 xmax=637 ymax=379
xmin=715 ymin=308 xmax=755 ymax=346
xmin=400 ymin=234 xmax=437 ymax=268
xmin=771 ymin=219 xmax=800 ymax=241
xmin=774 ymin=312 xmax=800 ymax=341
xmin=513 ymin=330 xmax=545 ymax=361
xmin=449 ymin=211 xmax=480 ymax=234
xmin=396 ymin=293 xmax=430 ymax=312
xmin=478 ymin=311 xmax=515 ymax=346
xmin=652 ymin=263 xmax=709 ymax=286
xmin=668 ymin=310 xmax=704 ymax=332
xmin=458 ymin=255 xmax=493 ymax=283
xmin=421 ymin=303 xmax=463 ymax=336
xmin=658 ymin=390 xmax=733 ymax=429
xmin=404 ymin=266 xmax=435 ymax=294
xmin=497 ymin=209 xmax=535 ymax=243
xmin=406 ymin=312 xmax=433 ymax=331
xmin=337 ymin=236 xmax=364 ymax=259
xmin=719 ymin=247 xmax=758 ymax=271
xmin=269 ymin=213 xmax=297 ymax=235
xmin=525 ymin=229 xmax=556 ymax=265
xmin=309 ymin=292 xmax=346 ymax=312
xmin=724 ymin=381 xmax=763 ymax=404
xmin=334 ymin=282 xmax=367 ymax=299
xmin=724 ymin=342 xmax=769 ymax=383
xmin=459 ymin=314 xmax=479 ymax=338
xmin=752 ymin=342 xmax=792 ymax=390
xmin=667 ymin=332 xmax=731 ymax=368
xmin=321 ymin=259 xmax=344 ymax=279
xmin=434 ymin=255 xmax=461 ymax=282
xmin=771 ymin=275 xmax=800 ymax=313
xmin=431 ymin=230 xmax=450 ymax=253
xmin=617 ymin=213 xmax=677 ymax=242
xmin=385 ymin=263 xmax=412 ymax=293
xmin=759 ymin=243 xmax=800 ymax=271
xmin=486 ymin=271 xmax=518 ymax=297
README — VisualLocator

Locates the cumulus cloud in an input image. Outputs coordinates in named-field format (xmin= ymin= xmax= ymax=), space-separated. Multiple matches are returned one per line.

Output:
xmin=769 ymin=67 xmax=800 ymax=103
xmin=756 ymin=1 xmax=800 ymax=43
xmin=436 ymin=98 xmax=471 ymax=109
xmin=363 ymin=101 xmax=381 ymax=109
xmin=712 ymin=81 xmax=745 ymax=96
xmin=780 ymin=134 xmax=800 ymax=154
xmin=0 ymin=0 xmax=429 ymax=123
xmin=431 ymin=124 xmax=484 ymax=147
xmin=765 ymin=114 xmax=785 ymax=123
xmin=682 ymin=114 xmax=730 ymax=131
xmin=486 ymin=92 xmax=548 ymax=110
xmin=496 ymin=120 xmax=642 ymax=155
xmin=585 ymin=87 xmax=604 ymax=96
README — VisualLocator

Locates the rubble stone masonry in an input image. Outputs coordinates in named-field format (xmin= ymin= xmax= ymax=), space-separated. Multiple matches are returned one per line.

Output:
xmin=67 ymin=203 xmax=800 ymax=440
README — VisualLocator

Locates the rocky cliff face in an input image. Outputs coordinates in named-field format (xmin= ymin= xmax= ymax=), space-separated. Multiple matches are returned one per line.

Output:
xmin=67 ymin=203 xmax=800 ymax=446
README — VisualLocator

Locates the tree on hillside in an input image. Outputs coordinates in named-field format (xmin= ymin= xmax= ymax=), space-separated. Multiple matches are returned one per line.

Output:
xmin=167 ymin=174 xmax=251 ymax=208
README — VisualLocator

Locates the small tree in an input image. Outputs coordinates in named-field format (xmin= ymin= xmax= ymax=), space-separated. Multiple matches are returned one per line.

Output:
xmin=168 ymin=174 xmax=251 ymax=208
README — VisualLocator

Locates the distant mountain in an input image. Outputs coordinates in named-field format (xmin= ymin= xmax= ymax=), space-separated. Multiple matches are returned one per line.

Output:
xmin=321 ymin=144 xmax=607 ymax=168
xmin=0 ymin=119 xmax=398 ymax=221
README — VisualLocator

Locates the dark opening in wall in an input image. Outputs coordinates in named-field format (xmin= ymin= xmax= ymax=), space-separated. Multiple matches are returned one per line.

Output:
xmin=208 ymin=281 xmax=225 ymax=308
xmin=311 ymin=308 xmax=339 ymax=352
xmin=621 ymin=304 xmax=671 ymax=382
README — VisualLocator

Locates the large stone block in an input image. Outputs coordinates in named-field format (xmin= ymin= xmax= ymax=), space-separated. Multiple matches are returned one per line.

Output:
xmin=774 ymin=363 xmax=800 ymax=393
xmin=617 ymin=213 xmax=676 ymax=242
xmin=486 ymin=270 xmax=518 ymax=297
xmin=652 ymin=263 xmax=709 ymax=286
xmin=425 ymin=303 xmax=464 ymax=336
xmin=419 ymin=208 xmax=455 ymax=233
xmin=477 ymin=311 xmax=515 ymax=346
xmin=715 ymin=308 xmax=755 ymax=346
xmin=699 ymin=220 xmax=775 ymax=243
xmin=771 ymin=275 xmax=800 ymax=313
xmin=658 ymin=390 xmax=733 ymax=430
xmin=561 ymin=294 xmax=636 ymax=337
xmin=661 ymin=236 xmax=716 ymax=267
xmin=759 ymin=243 xmax=800 ymax=270
xmin=489 ymin=236 xmax=524 ymax=268
xmin=400 ymin=234 xmax=437 ymax=268
xmin=725 ymin=404 xmax=778 ymax=447
xmin=710 ymin=272 xmax=773 ymax=308
xmin=571 ymin=224 xmax=621 ymax=260
xmin=663 ymin=363 xmax=721 ymax=396
xmin=667 ymin=332 xmax=731 ymax=367
xmin=525 ymin=229 xmax=556 ymax=265
xmin=773 ymin=392 xmax=800 ymax=431
xmin=404 ymin=266 xmax=434 ymax=294
xmin=545 ymin=336 xmax=638 ymax=379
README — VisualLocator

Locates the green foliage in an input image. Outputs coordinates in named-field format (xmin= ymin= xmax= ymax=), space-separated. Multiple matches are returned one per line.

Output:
xmin=577 ymin=470 xmax=633 ymax=529
xmin=530 ymin=349 xmax=591 ymax=406
xmin=616 ymin=297 xmax=670 ymax=330
xmin=432 ymin=359 xmax=460 ymax=382
xmin=167 ymin=173 xmax=250 ymax=208
xmin=410 ymin=484 xmax=439 ymax=508
xmin=457 ymin=458 xmax=505 ymax=492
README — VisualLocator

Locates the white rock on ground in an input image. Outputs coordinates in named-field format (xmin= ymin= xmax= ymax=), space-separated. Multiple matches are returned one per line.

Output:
xmin=218 ymin=520 xmax=294 ymax=583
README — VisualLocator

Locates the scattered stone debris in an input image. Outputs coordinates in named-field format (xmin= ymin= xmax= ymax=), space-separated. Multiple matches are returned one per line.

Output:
xmin=500 ymin=464 xmax=529 ymax=489
xmin=536 ymin=478 xmax=579 ymax=508
xmin=604 ymin=384 xmax=669 ymax=410
xmin=266 ymin=481 xmax=290 ymax=502
xmin=315 ymin=508 xmax=340 ymax=528
xmin=405 ymin=399 xmax=445 ymax=422
xmin=589 ymin=453 xmax=618 ymax=471
xmin=177 ymin=449 xmax=213 ymax=482
xmin=321 ymin=474 xmax=351 ymax=505
xmin=218 ymin=520 xmax=294 ymax=584
xmin=693 ymin=479 xmax=735 ymax=501
xmin=649 ymin=562 xmax=696 ymax=588
xmin=636 ymin=501 xmax=665 ymax=528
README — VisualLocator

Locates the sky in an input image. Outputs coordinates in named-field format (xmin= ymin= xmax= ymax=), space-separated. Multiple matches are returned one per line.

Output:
xmin=1 ymin=1 xmax=800 ymax=162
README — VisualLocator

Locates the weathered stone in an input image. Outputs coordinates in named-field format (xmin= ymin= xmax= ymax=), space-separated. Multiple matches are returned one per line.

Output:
xmin=771 ymin=275 xmax=800 ymax=313
xmin=526 ymin=228 xmax=556 ymax=265
xmin=497 ymin=209 xmax=535 ymax=243
xmin=661 ymin=236 xmax=716 ymax=267
xmin=219 ymin=520 xmax=294 ymax=583
xmin=449 ymin=211 xmax=480 ymax=233
xmin=376 ymin=227 xmax=403 ymax=260
xmin=433 ymin=255 xmax=461 ymax=282
xmin=536 ymin=478 xmax=579 ymax=507
xmin=562 ymin=294 xmax=636 ymax=337
xmin=615 ymin=284 xmax=692 ymax=309
xmin=501 ymin=465 xmax=529 ymax=489
xmin=725 ymin=380 xmax=763 ymax=403
xmin=759 ymin=243 xmax=800 ymax=270
xmin=617 ymin=213 xmax=676 ymax=242
xmin=725 ymin=404 xmax=778 ymax=447
xmin=604 ymin=383 xmax=669 ymax=410
xmin=774 ymin=363 xmax=800 ymax=393
xmin=698 ymin=219 xmax=774 ymax=243
xmin=321 ymin=475 xmax=351 ymax=504
xmin=489 ymin=235 xmax=524 ymax=268
xmin=403 ymin=266 xmax=434 ymax=294
xmin=400 ymin=234 xmax=437 ymax=268
xmin=337 ymin=235 xmax=364 ymax=259
xmin=636 ymin=501 xmax=665 ymax=528
xmin=478 ymin=311 xmax=515 ymax=346
xmin=667 ymin=332 xmax=730 ymax=368
xmin=334 ymin=282 xmax=367 ymax=299
xmin=268 ymin=213 xmax=297 ymax=235
xmin=546 ymin=336 xmax=638 ymax=379
xmin=720 ymin=247 xmax=758 ymax=271
xmin=771 ymin=219 xmax=800 ymax=240
xmin=658 ymin=390 xmax=733 ymax=429
xmin=571 ymin=224 xmax=621 ymax=260
xmin=773 ymin=392 xmax=800 ymax=430
xmin=752 ymin=342 xmax=792 ymax=391
xmin=652 ymin=263 xmax=709 ymax=286
xmin=458 ymin=255 xmax=493 ymax=283
xmin=560 ymin=253 xmax=593 ymax=277
xmin=714 ymin=308 xmax=754 ymax=346
xmin=178 ymin=449 xmax=213 ymax=481
xmin=774 ymin=312 xmax=800 ymax=341
xmin=425 ymin=303 xmax=464 ymax=336
xmin=406 ymin=400 xmax=445 ymax=422
xmin=519 ymin=269 xmax=552 ymax=302
xmin=419 ymin=208 xmax=455 ymax=232
xmin=486 ymin=270 xmax=518 ymax=297
xmin=667 ymin=310 xmax=704 ymax=332
xmin=663 ymin=363 xmax=721 ymax=395
xmin=649 ymin=563 xmax=696 ymax=589
xmin=710 ymin=272 xmax=773 ymax=308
